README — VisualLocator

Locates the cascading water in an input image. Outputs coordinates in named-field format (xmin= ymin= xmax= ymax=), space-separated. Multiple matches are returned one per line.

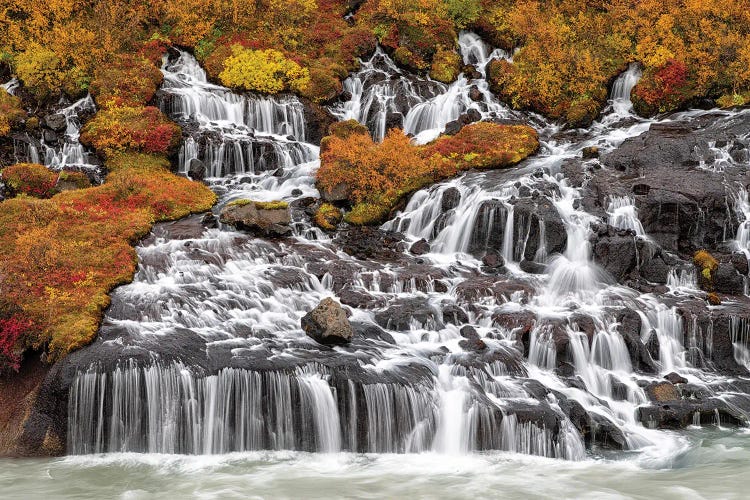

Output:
xmin=63 ymin=33 xmax=750 ymax=466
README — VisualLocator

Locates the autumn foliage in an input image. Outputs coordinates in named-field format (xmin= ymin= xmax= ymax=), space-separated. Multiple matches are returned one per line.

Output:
xmin=90 ymin=55 xmax=164 ymax=109
xmin=80 ymin=106 xmax=182 ymax=156
xmin=0 ymin=89 xmax=25 ymax=136
xmin=1 ymin=163 xmax=58 ymax=198
xmin=317 ymin=121 xmax=538 ymax=224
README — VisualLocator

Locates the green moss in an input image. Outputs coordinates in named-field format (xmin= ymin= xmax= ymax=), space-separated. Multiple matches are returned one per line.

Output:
xmin=254 ymin=200 xmax=289 ymax=210
xmin=227 ymin=198 xmax=288 ymax=210
xmin=106 ymin=152 xmax=171 ymax=172
xmin=429 ymin=48 xmax=462 ymax=84
xmin=314 ymin=202 xmax=342 ymax=231
xmin=344 ymin=202 xmax=392 ymax=226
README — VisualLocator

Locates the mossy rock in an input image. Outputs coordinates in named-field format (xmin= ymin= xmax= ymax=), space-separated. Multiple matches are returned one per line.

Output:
xmin=314 ymin=203 xmax=343 ymax=231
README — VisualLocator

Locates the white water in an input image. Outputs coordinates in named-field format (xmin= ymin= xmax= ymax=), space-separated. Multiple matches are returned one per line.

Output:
xmin=55 ymin=35 xmax=750 ymax=490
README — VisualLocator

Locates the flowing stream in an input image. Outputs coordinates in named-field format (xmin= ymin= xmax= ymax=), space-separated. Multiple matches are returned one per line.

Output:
xmin=8 ymin=32 xmax=750 ymax=498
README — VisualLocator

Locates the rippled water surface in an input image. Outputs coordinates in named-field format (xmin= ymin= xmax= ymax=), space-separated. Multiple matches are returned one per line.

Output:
xmin=2 ymin=429 xmax=748 ymax=499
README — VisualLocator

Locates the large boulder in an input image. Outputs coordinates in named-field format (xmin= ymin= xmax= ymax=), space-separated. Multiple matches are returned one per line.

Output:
xmin=219 ymin=199 xmax=291 ymax=237
xmin=301 ymin=298 xmax=353 ymax=344
xmin=44 ymin=113 xmax=67 ymax=132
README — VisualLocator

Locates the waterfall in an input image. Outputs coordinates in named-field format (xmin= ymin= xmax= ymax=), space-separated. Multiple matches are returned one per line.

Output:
xmin=63 ymin=32 xmax=750 ymax=464
xmin=607 ymin=195 xmax=645 ymax=236
xmin=610 ymin=63 xmax=642 ymax=116
xmin=334 ymin=32 xmax=514 ymax=144
xmin=160 ymin=50 xmax=318 ymax=191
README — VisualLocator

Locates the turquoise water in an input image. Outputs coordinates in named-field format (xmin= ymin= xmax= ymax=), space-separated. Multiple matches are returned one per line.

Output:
xmin=1 ymin=428 xmax=748 ymax=499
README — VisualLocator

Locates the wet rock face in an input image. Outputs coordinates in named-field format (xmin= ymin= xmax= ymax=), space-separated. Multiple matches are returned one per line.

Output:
xmin=468 ymin=196 xmax=566 ymax=260
xmin=219 ymin=201 xmax=291 ymax=237
xmin=335 ymin=227 xmax=407 ymax=261
xmin=599 ymin=114 xmax=748 ymax=255
xmin=302 ymin=298 xmax=354 ymax=345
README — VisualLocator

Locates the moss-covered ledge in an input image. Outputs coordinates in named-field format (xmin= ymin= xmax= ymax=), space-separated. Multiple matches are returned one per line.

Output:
xmin=315 ymin=120 xmax=539 ymax=225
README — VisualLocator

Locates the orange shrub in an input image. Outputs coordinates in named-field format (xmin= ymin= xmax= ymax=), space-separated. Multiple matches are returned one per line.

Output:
xmin=90 ymin=54 xmax=164 ymax=109
xmin=0 ymin=89 xmax=26 ymax=136
xmin=317 ymin=122 xmax=538 ymax=224
xmin=1 ymin=163 xmax=58 ymax=198
xmin=80 ymin=106 xmax=182 ymax=156
xmin=0 ymin=153 xmax=216 ymax=367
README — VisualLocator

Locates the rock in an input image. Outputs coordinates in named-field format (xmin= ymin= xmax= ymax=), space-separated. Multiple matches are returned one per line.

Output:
xmin=301 ymin=298 xmax=353 ymax=344
xmin=375 ymin=297 xmax=442 ymax=331
xmin=319 ymin=181 xmax=350 ymax=202
xmin=731 ymin=252 xmax=749 ymax=276
xmin=468 ymin=85 xmax=483 ymax=102
xmin=481 ymin=250 xmax=505 ymax=269
xmin=44 ymin=113 xmax=67 ymax=132
xmin=582 ymin=146 xmax=599 ymax=159
xmin=291 ymin=188 xmax=303 ymax=197
xmin=458 ymin=325 xmax=486 ymax=351
xmin=42 ymin=129 xmax=58 ymax=144
xmin=645 ymin=381 xmax=680 ymax=402
xmin=444 ymin=119 xmax=462 ymax=136
xmin=219 ymin=200 xmax=291 ymax=237
xmin=591 ymin=227 xmax=637 ymax=281
xmin=335 ymin=227 xmax=406 ymax=261
xmin=301 ymin=99 xmax=336 ymax=145
xmin=410 ymin=239 xmax=430 ymax=255
xmin=713 ymin=263 xmax=745 ymax=295
xmin=520 ymin=259 xmax=546 ymax=274
xmin=664 ymin=372 xmax=688 ymax=385
xmin=441 ymin=187 xmax=461 ymax=212
xmin=442 ymin=304 xmax=469 ymax=325
xmin=187 ymin=158 xmax=205 ymax=181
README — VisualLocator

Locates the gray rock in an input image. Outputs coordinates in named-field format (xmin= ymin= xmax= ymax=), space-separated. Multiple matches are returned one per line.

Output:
xmin=44 ymin=113 xmax=67 ymax=132
xmin=301 ymin=298 xmax=353 ymax=344
xmin=219 ymin=200 xmax=291 ymax=237
xmin=188 ymin=158 xmax=205 ymax=181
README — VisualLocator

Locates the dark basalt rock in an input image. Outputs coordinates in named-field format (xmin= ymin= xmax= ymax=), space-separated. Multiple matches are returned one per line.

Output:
xmin=187 ymin=158 xmax=206 ymax=181
xmin=301 ymin=298 xmax=354 ymax=345
xmin=443 ymin=303 xmax=469 ymax=326
xmin=335 ymin=227 xmax=406 ymax=261
xmin=410 ymin=239 xmax=430 ymax=255
xmin=374 ymin=297 xmax=443 ymax=331
xmin=713 ymin=263 xmax=745 ymax=295
xmin=664 ymin=372 xmax=688 ymax=385
xmin=590 ymin=225 xmax=638 ymax=281
xmin=441 ymin=187 xmax=461 ymax=212
xmin=43 ymin=113 xmax=67 ymax=132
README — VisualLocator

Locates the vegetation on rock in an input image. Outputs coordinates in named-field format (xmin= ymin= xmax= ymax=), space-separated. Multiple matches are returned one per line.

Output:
xmin=1 ymin=163 xmax=58 ymax=198
xmin=0 ymin=41 xmax=216 ymax=371
xmin=0 ymin=90 xmax=25 ymax=136
xmin=80 ymin=106 xmax=182 ymax=156
xmin=317 ymin=121 xmax=538 ymax=224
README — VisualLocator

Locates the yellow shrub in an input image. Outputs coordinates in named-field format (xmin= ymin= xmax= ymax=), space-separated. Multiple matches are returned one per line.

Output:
xmin=219 ymin=46 xmax=310 ymax=94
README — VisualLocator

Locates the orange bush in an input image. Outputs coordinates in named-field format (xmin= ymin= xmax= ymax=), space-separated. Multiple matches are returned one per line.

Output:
xmin=89 ymin=54 xmax=164 ymax=109
xmin=80 ymin=106 xmax=182 ymax=156
xmin=0 ymin=153 xmax=216 ymax=367
xmin=1 ymin=163 xmax=58 ymax=198
xmin=317 ymin=122 xmax=538 ymax=224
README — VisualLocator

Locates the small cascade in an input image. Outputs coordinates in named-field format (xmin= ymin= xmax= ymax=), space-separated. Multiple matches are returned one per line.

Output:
xmin=733 ymin=186 xmax=750 ymax=256
xmin=666 ymin=268 xmax=698 ymax=290
xmin=11 ymin=95 xmax=99 ymax=172
xmin=1 ymin=77 xmax=19 ymax=94
xmin=609 ymin=63 xmax=642 ymax=116
xmin=334 ymin=32 xmax=514 ymax=144
xmin=330 ymin=48 xmax=433 ymax=141
xmin=160 ymin=50 xmax=318 ymax=191
xmin=607 ymin=195 xmax=646 ymax=236
xmin=730 ymin=317 xmax=750 ymax=370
